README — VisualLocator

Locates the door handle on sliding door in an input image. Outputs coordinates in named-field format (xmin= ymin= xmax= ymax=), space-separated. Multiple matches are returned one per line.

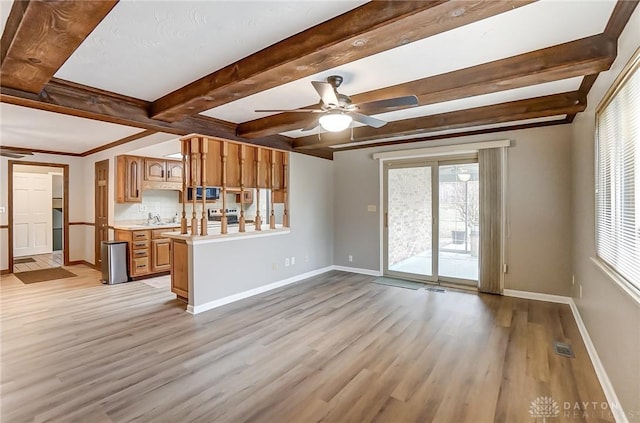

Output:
xmin=384 ymin=212 xmax=388 ymax=228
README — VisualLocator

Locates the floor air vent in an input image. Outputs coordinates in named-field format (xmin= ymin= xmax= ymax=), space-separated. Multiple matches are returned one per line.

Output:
xmin=554 ymin=342 xmax=574 ymax=358
xmin=424 ymin=287 xmax=446 ymax=293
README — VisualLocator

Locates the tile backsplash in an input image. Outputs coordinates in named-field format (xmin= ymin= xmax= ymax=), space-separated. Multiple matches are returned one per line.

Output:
xmin=114 ymin=189 xmax=268 ymax=223
xmin=114 ymin=190 xmax=182 ymax=222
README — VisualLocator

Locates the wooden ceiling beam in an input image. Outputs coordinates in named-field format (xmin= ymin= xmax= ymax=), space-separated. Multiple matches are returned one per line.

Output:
xmin=293 ymin=91 xmax=586 ymax=149
xmin=150 ymin=0 xmax=534 ymax=122
xmin=238 ymin=34 xmax=615 ymax=139
xmin=0 ymin=0 xmax=118 ymax=94
xmin=0 ymin=79 xmax=293 ymax=151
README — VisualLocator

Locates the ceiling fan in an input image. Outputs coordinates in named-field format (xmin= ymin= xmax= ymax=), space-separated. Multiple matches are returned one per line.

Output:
xmin=255 ymin=75 xmax=419 ymax=133
xmin=0 ymin=147 xmax=34 ymax=158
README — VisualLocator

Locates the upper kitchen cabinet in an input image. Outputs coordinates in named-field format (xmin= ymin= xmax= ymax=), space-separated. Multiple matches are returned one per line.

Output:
xmin=256 ymin=147 xmax=272 ymax=189
xmin=117 ymin=155 xmax=183 ymax=203
xmin=241 ymin=144 xmax=257 ymax=188
xmin=116 ymin=155 xmax=142 ymax=203
xmin=226 ymin=142 xmax=241 ymax=189
xmin=166 ymin=161 xmax=184 ymax=183
xmin=144 ymin=159 xmax=184 ymax=183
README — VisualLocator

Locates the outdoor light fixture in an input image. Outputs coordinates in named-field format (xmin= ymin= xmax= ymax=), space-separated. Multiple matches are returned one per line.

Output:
xmin=319 ymin=111 xmax=352 ymax=132
xmin=457 ymin=171 xmax=471 ymax=182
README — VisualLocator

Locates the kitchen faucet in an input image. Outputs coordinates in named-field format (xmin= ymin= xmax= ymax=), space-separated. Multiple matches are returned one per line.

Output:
xmin=148 ymin=212 xmax=161 ymax=225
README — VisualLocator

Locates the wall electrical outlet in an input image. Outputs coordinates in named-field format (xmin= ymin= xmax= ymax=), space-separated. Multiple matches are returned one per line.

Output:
xmin=367 ymin=205 xmax=376 ymax=212
xmin=348 ymin=255 xmax=353 ymax=262
xmin=291 ymin=257 xmax=295 ymax=266
xmin=285 ymin=258 xmax=290 ymax=267
xmin=0 ymin=206 xmax=5 ymax=213
xmin=138 ymin=204 xmax=147 ymax=212
xmin=305 ymin=255 xmax=309 ymax=263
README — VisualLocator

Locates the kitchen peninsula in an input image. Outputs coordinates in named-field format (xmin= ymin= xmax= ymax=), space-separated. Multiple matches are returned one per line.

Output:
xmin=167 ymin=134 xmax=290 ymax=311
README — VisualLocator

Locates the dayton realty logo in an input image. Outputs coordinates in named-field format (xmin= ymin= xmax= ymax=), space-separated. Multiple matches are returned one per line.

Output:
xmin=529 ymin=396 xmax=560 ymax=422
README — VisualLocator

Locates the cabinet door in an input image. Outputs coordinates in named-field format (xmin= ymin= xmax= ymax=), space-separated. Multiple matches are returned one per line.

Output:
xmin=152 ymin=239 xmax=171 ymax=272
xmin=145 ymin=159 xmax=166 ymax=182
xmin=171 ymin=240 xmax=189 ymax=299
xmin=125 ymin=156 xmax=142 ymax=202
xmin=166 ymin=160 xmax=184 ymax=183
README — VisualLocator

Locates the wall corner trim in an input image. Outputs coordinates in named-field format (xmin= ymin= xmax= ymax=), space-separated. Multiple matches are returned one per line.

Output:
xmin=569 ymin=299 xmax=628 ymax=423
xmin=503 ymin=289 xmax=627 ymax=422
xmin=186 ymin=266 xmax=334 ymax=315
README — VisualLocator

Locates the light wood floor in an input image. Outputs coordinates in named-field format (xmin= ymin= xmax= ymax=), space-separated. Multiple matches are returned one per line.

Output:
xmin=1 ymin=266 xmax=612 ymax=423
xmin=12 ymin=251 xmax=63 ymax=273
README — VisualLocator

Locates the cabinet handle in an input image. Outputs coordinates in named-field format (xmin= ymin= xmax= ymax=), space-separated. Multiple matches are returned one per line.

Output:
xmin=167 ymin=170 xmax=171 ymax=178
xmin=161 ymin=169 xmax=165 ymax=178
xmin=136 ymin=264 xmax=145 ymax=268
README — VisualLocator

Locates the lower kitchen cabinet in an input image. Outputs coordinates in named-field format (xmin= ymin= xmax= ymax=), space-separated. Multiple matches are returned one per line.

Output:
xmin=152 ymin=239 xmax=171 ymax=272
xmin=115 ymin=227 xmax=178 ymax=279
xmin=171 ymin=239 xmax=188 ymax=300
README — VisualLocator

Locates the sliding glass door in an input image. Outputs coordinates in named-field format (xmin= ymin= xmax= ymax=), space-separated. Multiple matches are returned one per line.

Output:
xmin=384 ymin=160 xmax=479 ymax=286
xmin=385 ymin=163 xmax=436 ymax=281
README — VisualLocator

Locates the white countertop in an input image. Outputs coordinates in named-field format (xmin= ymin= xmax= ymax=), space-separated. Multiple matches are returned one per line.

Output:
xmin=164 ymin=224 xmax=290 ymax=245
xmin=113 ymin=222 xmax=181 ymax=230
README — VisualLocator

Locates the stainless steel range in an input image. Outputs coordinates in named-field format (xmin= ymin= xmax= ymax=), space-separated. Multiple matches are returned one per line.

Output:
xmin=208 ymin=208 xmax=239 ymax=224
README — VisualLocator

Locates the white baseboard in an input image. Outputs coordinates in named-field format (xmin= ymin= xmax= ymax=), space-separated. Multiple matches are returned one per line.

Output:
xmin=187 ymin=266 xmax=333 ymax=315
xmin=503 ymin=289 xmax=572 ymax=304
xmin=503 ymin=289 xmax=626 ymax=422
xmin=569 ymin=299 xmax=627 ymax=423
xmin=331 ymin=265 xmax=382 ymax=277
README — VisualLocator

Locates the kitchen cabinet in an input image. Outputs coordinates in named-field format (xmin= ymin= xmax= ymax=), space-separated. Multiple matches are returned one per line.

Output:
xmin=115 ymin=227 xmax=178 ymax=278
xmin=151 ymin=229 xmax=171 ymax=272
xmin=144 ymin=159 xmax=184 ymax=183
xmin=166 ymin=161 xmax=184 ymax=183
xmin=116 ymin=155 xmax=142 ymax=203
xmin=226 ymin=142 xmax=241 ymax=188
xmin=117 ymin=155 xmax=183 ymax=202
xmin=171 ymin=239 xmax=188 ymax=300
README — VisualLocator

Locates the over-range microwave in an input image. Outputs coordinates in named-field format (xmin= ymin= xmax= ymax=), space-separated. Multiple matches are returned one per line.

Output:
xmin=186 ymin=187 xmax=220 ymax=201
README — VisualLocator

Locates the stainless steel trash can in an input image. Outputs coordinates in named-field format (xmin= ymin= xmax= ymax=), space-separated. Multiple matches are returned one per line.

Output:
xmin=101 ymin=241 xmax=128 ymax=284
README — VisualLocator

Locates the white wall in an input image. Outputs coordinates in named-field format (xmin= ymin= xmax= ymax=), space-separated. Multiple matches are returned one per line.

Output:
xmin=571 ymin=8 xmax=640 ymax=421
xmin=333 ymin=124 xmax=573 ymax=296
xmin=191 ymin=153 xmax=334 ymax=306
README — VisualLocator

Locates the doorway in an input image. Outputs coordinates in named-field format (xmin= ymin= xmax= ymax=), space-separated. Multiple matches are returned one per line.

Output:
xmin=9 ymin=161 xmax=69 ymax=273
xmin=384 ymin=159 xmax=479 ymax=286
xmin=95 ymin=159 xmax=109 ymax=268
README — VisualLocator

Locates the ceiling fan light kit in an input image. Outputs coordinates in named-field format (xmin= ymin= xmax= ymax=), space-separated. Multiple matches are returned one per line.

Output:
xmin=319 ymin=111 xmax=353 ymax=132
xmin=255 ymin=75 xmax=419 ymax=138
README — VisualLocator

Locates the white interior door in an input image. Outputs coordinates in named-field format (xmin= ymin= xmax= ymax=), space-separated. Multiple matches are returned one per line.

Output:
xmin=13 ymin=172 xmax=53 ymax=257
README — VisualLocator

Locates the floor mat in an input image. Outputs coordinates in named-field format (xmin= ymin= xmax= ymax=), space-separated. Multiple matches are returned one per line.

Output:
xmin=14 ymin=267 xmax=77 ymax=284
xmin=374 ymin=277 xmax=425 ymax=290
xmin=14 ymin=257 xmax=36 ymax=264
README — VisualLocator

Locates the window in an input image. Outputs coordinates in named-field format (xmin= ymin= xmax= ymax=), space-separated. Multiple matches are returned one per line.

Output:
xmin=595 ymin=49 xmax=640 ymax=293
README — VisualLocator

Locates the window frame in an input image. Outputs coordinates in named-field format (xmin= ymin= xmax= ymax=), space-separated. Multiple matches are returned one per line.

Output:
xmin=594 ymin=46 xmax=640 ymax=299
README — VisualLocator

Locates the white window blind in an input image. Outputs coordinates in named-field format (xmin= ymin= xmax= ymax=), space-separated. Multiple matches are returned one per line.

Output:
xmin=596 ymin=53 xmax=640 ymax=292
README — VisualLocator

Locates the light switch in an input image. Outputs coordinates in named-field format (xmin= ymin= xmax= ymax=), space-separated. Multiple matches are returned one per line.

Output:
xmin=367 ymin=205 xmax=376 ymax=212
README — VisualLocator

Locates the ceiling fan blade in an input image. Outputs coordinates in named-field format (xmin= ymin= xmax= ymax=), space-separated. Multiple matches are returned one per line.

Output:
xmin=348 ymin=112 xmax=387 ymax=128
xmin=254 ymin=108 xmax=321 ymax=113
xmin=300 ymin=120 xmax=320 ymax=132
xmin=357 ymin=95 xmax=419 ymax=113
xmin=0 ymin=152 xmax=25 ymax=158
xmin=311 ymin=81 xmax=340 ymax=107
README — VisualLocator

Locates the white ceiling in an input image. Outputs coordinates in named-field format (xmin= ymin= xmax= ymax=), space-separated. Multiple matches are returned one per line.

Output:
xmin=0 ymin=103 xmax=143 ymax=154
xmin=201 ymin=0 xmax=616 ymax=128
xmin=55 ymin=0 xmax=367 ymax=101
xmin=0 ymin=0 xmax=625 ymax=154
